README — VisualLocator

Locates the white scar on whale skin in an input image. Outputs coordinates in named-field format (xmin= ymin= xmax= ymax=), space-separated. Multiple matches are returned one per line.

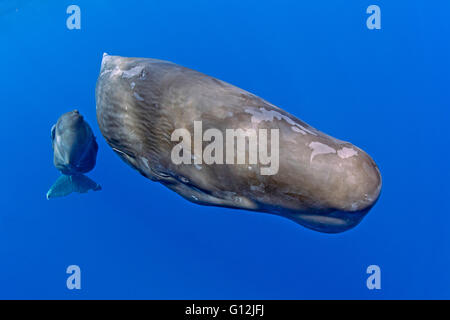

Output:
xmin=122 ymin=66 xmax=145 ymax=79
xmin=308 ymin=141 xmax=336 ymax=162
xmin=100 ymin=65 xmax=122 ymax=78
xmin=308 ymin=143 xmax=359 ymax=162
xmin=245 ymin=107 xmax=316 ymax=136
xmin=337 ymin=147 xmax=358 ymax=159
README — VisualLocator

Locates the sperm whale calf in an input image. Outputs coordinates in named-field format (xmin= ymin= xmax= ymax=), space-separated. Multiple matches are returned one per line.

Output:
xmin=47 ymin=110 xmax=101 ymax=199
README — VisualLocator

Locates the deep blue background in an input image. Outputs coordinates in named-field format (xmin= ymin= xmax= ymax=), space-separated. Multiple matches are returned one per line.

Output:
xmin=0 ymin=0 xmax=449 ymax=299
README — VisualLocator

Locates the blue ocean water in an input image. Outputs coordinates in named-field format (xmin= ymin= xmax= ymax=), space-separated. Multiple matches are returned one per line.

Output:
xmin=0 ymin=0 xmax=449 ymax=299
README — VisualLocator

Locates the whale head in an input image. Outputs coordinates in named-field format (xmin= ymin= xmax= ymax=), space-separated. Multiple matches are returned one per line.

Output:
xmin=52 ymin=110 xmax=97 ymax=175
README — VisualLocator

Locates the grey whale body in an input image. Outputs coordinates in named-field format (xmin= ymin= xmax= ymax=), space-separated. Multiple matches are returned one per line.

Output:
xmin=47 ymin=110 xmax=101 ymax=199
xmin=96 ymin=54 xmax=382 ymax=233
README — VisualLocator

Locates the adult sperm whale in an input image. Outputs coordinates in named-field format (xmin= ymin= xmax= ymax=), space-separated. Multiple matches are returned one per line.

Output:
xmin=47 ymin=110 xmax=101 ymax=199
xmin=96 ymin=54 xmax=381 ymax=233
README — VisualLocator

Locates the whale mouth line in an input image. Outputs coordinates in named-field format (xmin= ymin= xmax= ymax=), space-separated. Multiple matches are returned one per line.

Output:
xmin=281 ymin=206 xmax=371 ymax=233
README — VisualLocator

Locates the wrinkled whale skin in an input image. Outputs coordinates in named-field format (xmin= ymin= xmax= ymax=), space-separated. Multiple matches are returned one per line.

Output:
xmin=96 ymin=54 xmax=382 ymax=233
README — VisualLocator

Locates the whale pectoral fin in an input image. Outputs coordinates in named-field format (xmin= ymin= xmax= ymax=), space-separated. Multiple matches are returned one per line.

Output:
xmin=46 ymin=174 xmax=101 ymax=199
xmin=51 ymin=125 xmax=55 ymax=141
xmin=162 ymin=179 xmax=258 ymax=211
xmin=51 ymin=124 xmax=56 ymax=150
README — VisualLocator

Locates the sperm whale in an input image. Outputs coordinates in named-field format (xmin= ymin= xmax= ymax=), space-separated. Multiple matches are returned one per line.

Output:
xmin=95 ymin=54 xmax=381 ymax=233
xmin=47 ymin=110 xmax=101 ymax=199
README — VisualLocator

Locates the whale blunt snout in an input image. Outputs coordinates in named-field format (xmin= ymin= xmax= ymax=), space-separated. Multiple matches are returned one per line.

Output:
xmin=293 ymin=148 xmax=382 ymax=233
xmin=332 ymin=150 xmax=382 ymax=213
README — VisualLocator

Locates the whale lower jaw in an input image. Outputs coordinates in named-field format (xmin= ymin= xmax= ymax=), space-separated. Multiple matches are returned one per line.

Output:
xmin=159 ymin=175 xmax=371 ymax=234
xmin=284 ymin=209 xmax=369 ymax=234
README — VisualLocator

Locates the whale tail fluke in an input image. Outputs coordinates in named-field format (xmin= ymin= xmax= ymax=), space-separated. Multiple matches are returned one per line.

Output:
xmin=46 ymin=174 xmax=101 ymax=199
